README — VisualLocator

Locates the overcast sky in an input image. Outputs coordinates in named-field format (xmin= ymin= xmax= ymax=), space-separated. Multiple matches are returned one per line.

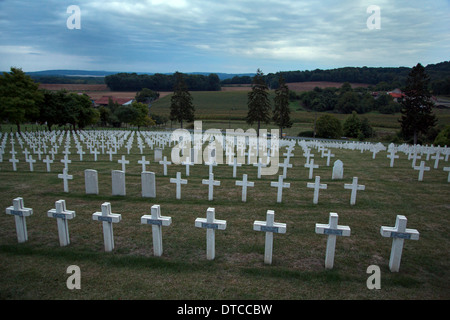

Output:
xmin=0 ymin=0 xmax=449 ymax=74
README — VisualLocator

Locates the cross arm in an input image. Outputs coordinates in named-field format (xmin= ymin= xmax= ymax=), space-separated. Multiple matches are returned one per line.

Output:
xmin=253 ymin=221 xmax=287 ymax=234
xmin=195 ymin=218 xmax=227 ymax=230
xmin=380 ymin=226 xmax=420 ymax=240
xmin=141 ymin=215 xmax=172 ymax=226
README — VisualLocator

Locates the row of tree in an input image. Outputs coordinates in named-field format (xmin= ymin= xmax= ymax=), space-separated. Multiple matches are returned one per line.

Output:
xmin=105 ymin=72 xmax=221 ymax=92
xmin=0 ymin=68 xmax=99 ymax=132
xmin=221 ymin=61 xmax=450 ymax=95
xmin=295 ymin=83 xmax=401 ymax=115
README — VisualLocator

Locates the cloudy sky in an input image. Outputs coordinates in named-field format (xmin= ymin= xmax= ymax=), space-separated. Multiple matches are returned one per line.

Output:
xmin=0 ymin=0 xmax=449 ymax=74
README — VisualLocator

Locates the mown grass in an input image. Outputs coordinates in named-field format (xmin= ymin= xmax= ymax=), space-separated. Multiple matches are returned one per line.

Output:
xmin=0 ymin=130 xmax=449 ymax=300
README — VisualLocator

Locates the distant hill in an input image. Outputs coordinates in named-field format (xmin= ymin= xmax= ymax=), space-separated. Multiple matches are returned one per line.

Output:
xmin=24 ymin=70 xmax=255 ymax=81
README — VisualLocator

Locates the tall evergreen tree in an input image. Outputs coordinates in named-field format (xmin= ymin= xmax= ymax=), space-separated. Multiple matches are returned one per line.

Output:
xmin=170 ymin=72 xmax=195 ymax=128
xmin=400 ymin=63 xmax=436 ymax=145
xmin=246 ymin=69 xmax=271 ymax=136
xmin=273 ymin=75 xmax=292 ymax=137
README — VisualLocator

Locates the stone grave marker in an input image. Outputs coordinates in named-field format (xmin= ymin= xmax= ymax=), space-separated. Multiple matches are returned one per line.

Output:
xmin=154 ymin=148 xmax=163 ymax=162
xmin=315 ymin=212 xmax=351 ymax=269
xmin=43 ymin=155 xmax=53 ymax=172
xmin=195 ymin=207 xmax=227 ymax=260
xmin=444 ymin=167 xmax=450 ymax=182
xmin=141 ymin=171 xmax=156 ymax=198
xmin=5 ymin=197 xmax=33 ymax=243
xmin=85 ymin=169 xmax=99 ymax=195
xmin=92 ymin=202 xmax=122 ymax=252
xmin=111 ymin=170 xmax=126 ymax=196
xmin=253 ymin=210 xmax=286 ymax=265
xmin=138 ymin=156 xmax=150 ymax=172
xmin=141 ymin=204 xmax=172 ymax=257
xmin=380 ymin=215 xmax=419 ymax=272
xmin=47 ymin=199 xmax=75 ymax=246
xmin=305 ymin=158 xmax=319 ymax=179
xmin=344 ymin=176 xmax=365 ymax=205
xmin=332 ymin=160 xmax=344 ymax=180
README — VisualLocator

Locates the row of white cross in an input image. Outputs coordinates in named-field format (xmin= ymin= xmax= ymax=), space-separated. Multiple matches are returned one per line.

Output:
xmin=6 ymin=197 xmax=419 ymax=272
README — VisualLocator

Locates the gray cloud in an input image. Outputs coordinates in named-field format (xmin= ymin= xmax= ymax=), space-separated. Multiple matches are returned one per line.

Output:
xmin=0 ymin=0 xmax=448 ymax=72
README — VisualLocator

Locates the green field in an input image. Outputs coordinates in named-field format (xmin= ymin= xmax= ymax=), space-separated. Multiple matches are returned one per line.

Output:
xmin=0 ymin=131 xmax=449 ymax=300
xmin=150 ymin=91 xmax=450 ymax=139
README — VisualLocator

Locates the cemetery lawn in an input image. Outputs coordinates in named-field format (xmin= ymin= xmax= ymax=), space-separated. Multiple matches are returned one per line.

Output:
xmin=0 ymin=135 xmax=449 ymax=300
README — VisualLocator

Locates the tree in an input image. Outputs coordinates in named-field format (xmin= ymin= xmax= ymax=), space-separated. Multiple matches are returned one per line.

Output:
xmin=130 ymin=101 xmax=155 ymax=130
xmin=400 ymin=63 xmax=437 ymax=145
xmin=0 ymin=67 xmax=43 ymax=132
xmin=273 ymin=75 xmax=292 ymax=137
xmin=135 ymin=88 xmax=159 ymax=104
xmin=316 ymin=114 xmax=343 ymax=139
xmin=434 ymin=125 xmax=450 ymax=146
xmin=38 ymin=89 xmax=66 ymax=131
xmin=246 ymin=69 xmax=271 ymax=136
xmin=343 ymin=111 xmax=361 ymax=138
xmin=170 ymin=72 xmax=195 ymax=128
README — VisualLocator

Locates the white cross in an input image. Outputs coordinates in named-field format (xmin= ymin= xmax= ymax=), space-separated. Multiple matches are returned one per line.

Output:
xmin=283 ymin=148 xmax=294 ymax=163
xmin=26 ymin=155 xmax=36 ymax=172
xmin=413 ymin=161 xmax=430 ymax=181
xmin=47 ymin=199 xmax=76 ymax=247
xmin=229 ymin=157 xmax=242 ymax=178
xmin=195 ymin=207 xmax=227 ymax=260
xmin=235 ymin=173 xmax=254 ymax=202
xmin=170 ymin=172 xmax=188 ymax=200
xmin=205 ymin=160 xmax=217 ymax=175
xmin=77 ymin=147 xmax=85 ymax=161
xmin=323 ymin=149 xmax=335 ymax=166
xmin=278 ymin=157 xmax=293 ymax=179
xmin=270 ymin=175 xmax=290 ymax=203
xmin=303 ymin=148 xmax=314 ymax=164
xmin=344 ymin=177 xmax=365 ymax=205
xmin=92 ymin=202 xmax=122 ymax=252
xmin=9 ymin=155 xmax=19 ymax=171
xmin=159 ymin=156 xmax=171 ymax=176
xmin=141 ymin=204 xmax=172 ymax=257
xmin=409 ymin=151 xmax=421 ymax=168
xmin=138 ymin=155 xmax=150 ymax=172
xmin=182 ymin=156 xmax=194 ymax=176
xmin=307 ymin=176 xmax=328 ymax=204
xmin=315 ymin=212 xmax=351 ymax=269
xmin=92 ymin=148 xmax=100 ymax=161
xmin=304 ymin=158 xmax=319 ymax=179
xmin=118 ymin=155 xmax=130 ymax=172
xmin=43 ymin=155 xmax=53 ymax=172
xmin=107 ymin=148 xmax=115 ymax=161
xmin=380 ymin=215 xmax=419 ymax=272
xmin=253 ymin=210 xmax=287 ymax=265
xmin=5 ymin=197 xmax=33 ymax=243
xmin=202 ymin=173 xmax=220 ymax=201
xmin=444 ymin=167 xmax=450 ymax=182
xmin=253 ymin=158 xmax=267 ymax=179
xmin=387 ymin=149 xmax=399 ymax=167
xmin=58 ymin=168 xmax=73 ymax=193
xmin=431 ymin=151 xmax=444 ymax=169
xmin=22 ymin=148 xmax=30 ymax=161
xmin=60 ymin=154 xmax=71 ymax=170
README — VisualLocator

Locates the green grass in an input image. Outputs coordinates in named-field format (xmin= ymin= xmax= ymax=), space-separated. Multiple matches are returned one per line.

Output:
xmin=151 ymin=90 xmax=450 ymax=138
xmin=0 ymin=130 xmax=449 ymax=300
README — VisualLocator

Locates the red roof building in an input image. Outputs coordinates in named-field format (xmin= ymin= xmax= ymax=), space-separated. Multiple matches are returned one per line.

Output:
xmin=95 ymin=96 xmax=134 ymax=106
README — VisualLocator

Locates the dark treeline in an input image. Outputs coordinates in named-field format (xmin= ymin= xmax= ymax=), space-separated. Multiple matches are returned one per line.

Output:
xmin=105 ymin=72 xmax=221 ymax=91
xmin=221 ymin=61 xmax=450 ymax=94
xmin=29 ymin=75 xmax=105 ymax=85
